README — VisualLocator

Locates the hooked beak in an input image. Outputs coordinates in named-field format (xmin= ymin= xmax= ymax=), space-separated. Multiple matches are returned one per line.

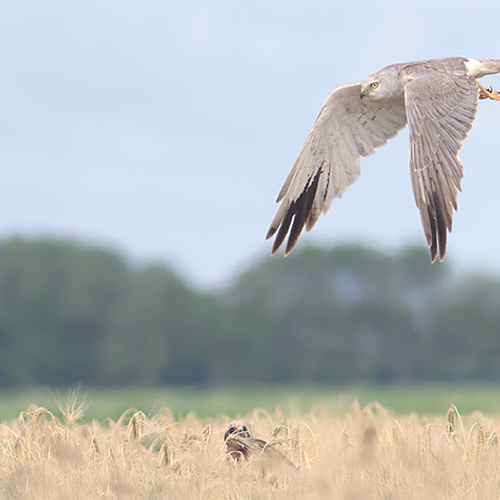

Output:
xmin=360 ymin=86 xmax=366 ymax=99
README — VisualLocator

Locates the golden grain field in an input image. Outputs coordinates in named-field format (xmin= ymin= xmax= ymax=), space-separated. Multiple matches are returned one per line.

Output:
xmin=1 ymin=399 xmax=499 ymax=499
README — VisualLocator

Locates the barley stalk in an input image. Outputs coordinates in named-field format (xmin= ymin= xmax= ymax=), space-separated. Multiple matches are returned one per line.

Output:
xmin=0 ymin=400 xmax=498 ymax=498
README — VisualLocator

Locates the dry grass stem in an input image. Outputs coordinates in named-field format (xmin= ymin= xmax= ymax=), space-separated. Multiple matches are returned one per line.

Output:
xmin=0 ymin=400 xmax=499 ymax=498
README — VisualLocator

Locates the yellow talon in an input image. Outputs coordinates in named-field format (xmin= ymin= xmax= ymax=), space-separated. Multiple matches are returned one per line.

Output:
xmin=477 ymin=81 xmax=500 ymax=101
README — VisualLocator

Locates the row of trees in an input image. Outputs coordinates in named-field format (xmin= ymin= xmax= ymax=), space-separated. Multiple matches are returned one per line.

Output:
xmin=0 ymin=236 xmax=498 ymax=386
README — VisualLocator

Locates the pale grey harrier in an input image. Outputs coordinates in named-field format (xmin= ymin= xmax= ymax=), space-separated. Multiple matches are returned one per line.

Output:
xmin=267 ymin=57 xmax=500 ymax=262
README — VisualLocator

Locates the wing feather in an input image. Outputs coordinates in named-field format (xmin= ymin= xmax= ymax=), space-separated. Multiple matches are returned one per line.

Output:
xmin=405 ymin=72 xmax=478 ymax=262
xmin=267 ymin=82 xmax=407 ymax=255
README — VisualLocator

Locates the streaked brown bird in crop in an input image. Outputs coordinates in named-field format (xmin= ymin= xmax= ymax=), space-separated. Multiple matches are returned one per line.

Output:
xmin=224 ymin=420 xmax=296 ymax=467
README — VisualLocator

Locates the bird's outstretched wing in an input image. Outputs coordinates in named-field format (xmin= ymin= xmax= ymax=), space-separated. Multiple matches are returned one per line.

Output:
xmin=267 ymin=83 xmax=407 ymax=255
xmin=405 ymin=73 xmax=478 ymax=262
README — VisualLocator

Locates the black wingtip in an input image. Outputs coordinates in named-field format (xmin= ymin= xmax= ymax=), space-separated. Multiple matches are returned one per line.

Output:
xmin=438 ymin=240 xmax=447 ymax=262
xmin=266 ymin=225 xmax=277 ymax=241
xmin=268 ymin=171 xmax=321 ymax=257
xmin=428 ymin=204 xmax=438 ymax=263
xmin=271 ymin=209 xmax=294 ymax=255
xmin=429 ymin=243 xmax=437 ymax=263
xmin=434 ymin=191 xmax=448 ymax=262
xmin=428 ymin=192 xmax=450 ymax=263
xmin=285 ymin=173 xmax=320 ymax=255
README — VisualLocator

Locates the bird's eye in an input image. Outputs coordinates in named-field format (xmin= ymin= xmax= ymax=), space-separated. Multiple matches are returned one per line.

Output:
xmin=242 ymin=426 xmax=247 ymax=432
xmin=371 ymin=82 xmax=379 ymax=89
xmin=228 ymin=427 xmax=235 ymax=433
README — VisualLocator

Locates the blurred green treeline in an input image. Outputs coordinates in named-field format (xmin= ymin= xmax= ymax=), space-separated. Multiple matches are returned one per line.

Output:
xmin=0 ymin=237 xmax=499 ymax=387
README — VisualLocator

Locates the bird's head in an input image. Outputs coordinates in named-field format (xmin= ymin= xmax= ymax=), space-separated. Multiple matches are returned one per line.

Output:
xmin=360 ymin=67 xmax=401 ymax=101
xmin=359 ymin=80 xmax=380 ymax=99
xmin=224 ymin=420 xmax=250 ymax=441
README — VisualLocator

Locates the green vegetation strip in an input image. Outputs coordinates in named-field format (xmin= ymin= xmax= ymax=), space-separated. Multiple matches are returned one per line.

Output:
xmin=1 ymin=384 xmax=500 ymax=423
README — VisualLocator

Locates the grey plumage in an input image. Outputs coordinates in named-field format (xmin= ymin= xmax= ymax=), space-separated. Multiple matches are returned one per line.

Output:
xmin=267 ymin=57 xmax=500 ymax=262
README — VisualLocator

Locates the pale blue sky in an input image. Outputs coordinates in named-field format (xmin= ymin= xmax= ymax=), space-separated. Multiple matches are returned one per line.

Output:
xmin=0 ymin=1 xmax=499 ymax=286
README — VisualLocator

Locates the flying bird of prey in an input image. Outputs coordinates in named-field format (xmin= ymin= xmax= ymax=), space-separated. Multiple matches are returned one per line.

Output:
xmin=224 ymin=420 xmax=295 ymax=467
xmin=267 ymin=57 xmax=500 ymax=262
